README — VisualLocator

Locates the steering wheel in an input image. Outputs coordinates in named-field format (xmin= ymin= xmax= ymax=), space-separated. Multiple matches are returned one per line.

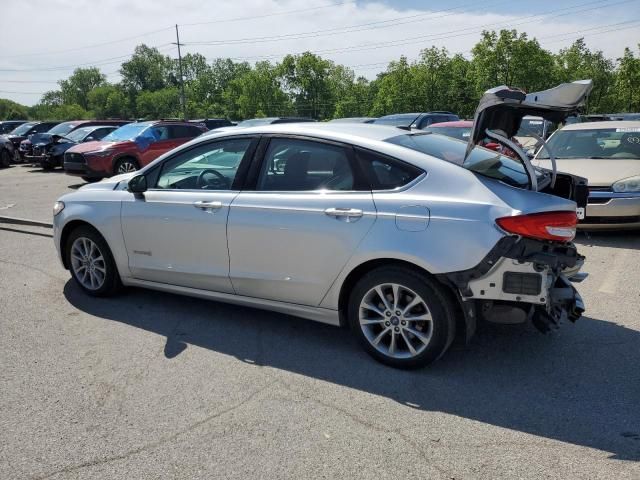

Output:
xmin=196 ymin=169 xmax=230 ymax=189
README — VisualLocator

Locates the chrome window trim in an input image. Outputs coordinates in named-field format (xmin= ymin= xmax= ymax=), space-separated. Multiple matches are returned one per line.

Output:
xmin=589 ymin=191 xmax=640 ymax=199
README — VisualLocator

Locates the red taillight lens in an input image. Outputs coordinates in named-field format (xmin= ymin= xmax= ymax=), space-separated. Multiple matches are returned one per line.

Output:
xmin=496 ymin=211 xmax=577 ymax=242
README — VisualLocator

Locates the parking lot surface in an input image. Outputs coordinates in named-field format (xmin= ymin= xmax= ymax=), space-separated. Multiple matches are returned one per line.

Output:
xmin=1 ymin=164 xmax=639 ymax=479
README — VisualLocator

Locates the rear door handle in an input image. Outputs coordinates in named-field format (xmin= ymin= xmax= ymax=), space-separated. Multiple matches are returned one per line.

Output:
xmin=193 ymin=200 xmax=223 ymax=210
xmin=324 ymin=207 xmax=363 ymax=221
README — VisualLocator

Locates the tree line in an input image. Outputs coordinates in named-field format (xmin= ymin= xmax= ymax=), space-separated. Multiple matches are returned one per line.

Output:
xmin=1 ymin=29 xmax=639 ymax=122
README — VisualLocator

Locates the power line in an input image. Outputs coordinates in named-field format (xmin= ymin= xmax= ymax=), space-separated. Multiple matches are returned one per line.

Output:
xmin=184 ymin=0 xmax=507 ymax=46
xmin=180 ymin=0 xmax=356 ymax=27
xmin=207 ymin=0 xmax=634 ymax=61
xmin=0 ymin=1 xmax=355 ymax=60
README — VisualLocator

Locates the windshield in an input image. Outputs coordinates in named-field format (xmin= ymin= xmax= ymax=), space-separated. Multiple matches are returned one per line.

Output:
xmin=47 ymin=122 xmax=77 ymax=136
xmin=516 ymin=118 xmax=545 ymax=137
xmin=424 ymin=126 xmax=471 ymax=141
xmin=537 ymin=127 xmax=640 ymax=159
xmin=103 ymin=123 xmax=149 ymax=142
xmin=66 ymin=127 xmax=94 ymax=143
xmin=9 ymin=122 xmax=36 ymax=136
xmin=373 ymin=114 xmax=420 ymax=127
xmin=237 ymin=118 xmax=275 ymax=127
xmin=386 ymin=132 xmax=530 ymax=188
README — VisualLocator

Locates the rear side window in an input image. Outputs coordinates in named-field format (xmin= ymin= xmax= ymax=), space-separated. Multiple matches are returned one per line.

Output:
xmin=356 ymin=148 xmax=422 ymax=190
xmin=171 ymin=125 xmax=202 ymax=139
xmin=257 ymin=138 xmax=356 ymax=191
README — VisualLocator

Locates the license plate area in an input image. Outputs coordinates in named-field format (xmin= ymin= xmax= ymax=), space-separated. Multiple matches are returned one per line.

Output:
xmin=577 ymin=207 xmax=585 ymax=220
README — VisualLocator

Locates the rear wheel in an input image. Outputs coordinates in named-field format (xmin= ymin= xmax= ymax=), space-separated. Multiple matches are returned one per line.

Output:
xmin=348 ymin=266 xmax=456 ymax=369
xmin=65 ymin=226 xmax=121 ymax=297
xmin=114 ymin=157 xmax=139 ymax=175
xmin=0 ymin=149 xmax=10 ymax=168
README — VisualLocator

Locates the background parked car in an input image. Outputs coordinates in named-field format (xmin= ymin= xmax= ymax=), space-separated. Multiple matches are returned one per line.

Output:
xmin=22 ymin=119 xmax=130 ymax=164
xmin=190 ymin=118 xmax=235 ymax=130
xmin=37 ymin=125 xmax=119 ymax=170
xmin=424 ymin=120 xmax=472 ymax=140
xmin=0 ymin=120 xmax=27 ymax=135
xmin=534 ymin=121 xmax=640 ymax=229
xmin=328 ymin=117 xmax=376 ymax=123
xmin=0 ymin=136 xmax=14 ymax=167
xmin=64 ymin=120 xmax=206 ymax=181
xmin=7 ymin=121 xmax=60 ymax=162
xmin=372 ymin=112 xmax=459 ymax=129
xmin=514 ymin=115 xmax=557 ymax=148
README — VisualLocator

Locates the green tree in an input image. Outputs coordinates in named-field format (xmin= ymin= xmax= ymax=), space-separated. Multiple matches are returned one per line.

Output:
xmin=58 ymin=67 xmax=106 ymax=110
xmin=227 ymin=61 xmax=291 ymax=118
xmin=0 ymin=99 xmax=29 ymax=120
xmin=87 ymin=84 xmax=129 ymax=119
xmin=615 ymin=46 xmax=640 ymax=112
xmin=136 ymin=87 xmax=180 ymax=119
xmin=279 ymin=52 xmax=337 ymax=119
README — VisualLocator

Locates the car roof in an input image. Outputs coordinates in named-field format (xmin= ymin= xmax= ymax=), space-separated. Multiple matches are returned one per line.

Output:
xmin=204 ymin=122 xmax=406 ymax=142
xmin=560 ymin=120 xmax=640 ymax=131
xmin=428 ymin=120 xmax=472 ymax=128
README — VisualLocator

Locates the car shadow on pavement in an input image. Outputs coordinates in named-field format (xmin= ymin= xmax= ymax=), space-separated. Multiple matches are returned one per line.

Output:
xmin=63 ymin=280 xmax=640 ymax=461
xmin=574 ymin=230 xmax=640 ymax=250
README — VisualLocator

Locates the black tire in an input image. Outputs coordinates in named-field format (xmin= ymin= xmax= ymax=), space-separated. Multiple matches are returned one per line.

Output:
xmin=114 ymin=157 xmax=139 ymax=175
xmin=81 ymin=176 xmax=101 ymax=183
xmin=348 ymin=266 xmax=457 ymax=369
xmin=13 ymin=150 xmax=23 ymax=164
xmin=65 ymin=225 xmax=122 ymax=297
xmin=40 ymin=160 xmax=54 ymax=171
xmin=0 ymin=149 xmax=10 ymax=168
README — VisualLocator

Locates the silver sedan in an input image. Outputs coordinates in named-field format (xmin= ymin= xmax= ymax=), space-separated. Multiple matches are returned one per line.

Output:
xmin=53 ymin=122 xmax=585 ymax=368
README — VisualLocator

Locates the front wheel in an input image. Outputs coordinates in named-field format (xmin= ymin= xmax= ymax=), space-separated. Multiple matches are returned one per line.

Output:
xmin=13 ymin=150 xmax=23 ymax=164
xmin=348 ymin=266 xmax=456 ymax=369
xmin=65 ymin=226 xmax=121 ymax=297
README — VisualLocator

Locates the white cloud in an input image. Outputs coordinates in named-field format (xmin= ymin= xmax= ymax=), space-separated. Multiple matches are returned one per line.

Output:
xmin=0 ymin=0 xmax=637 ymax=105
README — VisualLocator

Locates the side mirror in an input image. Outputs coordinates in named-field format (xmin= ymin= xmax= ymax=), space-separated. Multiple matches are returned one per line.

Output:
xmin=84 ymin=136 xmax=95 ymax=142
xmin=128 ymin=174 xmax=147 ymax=193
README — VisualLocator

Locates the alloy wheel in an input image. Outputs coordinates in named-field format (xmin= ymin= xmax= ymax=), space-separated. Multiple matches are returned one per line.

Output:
xmin=117 ymin=160 xmax=138 ymax=173
xmin=358 ymin=283 xmax=433 ymax=359
xmin=70 ymin=237 xmax=106 ymax=290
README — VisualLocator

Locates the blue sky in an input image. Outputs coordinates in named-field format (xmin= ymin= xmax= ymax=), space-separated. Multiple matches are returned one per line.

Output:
xmin=1 ymin=0 xmax=639 ymax=105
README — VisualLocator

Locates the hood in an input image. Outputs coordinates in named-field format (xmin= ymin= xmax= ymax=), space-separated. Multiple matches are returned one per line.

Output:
xmin=534 ymin=157 xmax=640 ymax=187
xmin=79 ymin=172 xmax=136 ymax=191
xmin=68 ymin=140 xmax=120 ymax=154
xmin=466 ymin=80 xmax=593 ymax=160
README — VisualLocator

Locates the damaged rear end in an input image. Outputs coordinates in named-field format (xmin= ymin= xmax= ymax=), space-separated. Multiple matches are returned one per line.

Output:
xmin=452 ymin=80 xmax=594 ymax=336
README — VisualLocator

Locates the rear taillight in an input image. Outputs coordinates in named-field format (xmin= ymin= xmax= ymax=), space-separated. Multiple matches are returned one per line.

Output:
xmin=496 ymin=211 xmax=577 ymax=242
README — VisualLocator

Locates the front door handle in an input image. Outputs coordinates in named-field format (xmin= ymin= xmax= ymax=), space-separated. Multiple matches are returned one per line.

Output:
xmin=193 ymin=200 xmax=223 ymax=210
xmin=324 ymin=207 xmax=363 ymax=221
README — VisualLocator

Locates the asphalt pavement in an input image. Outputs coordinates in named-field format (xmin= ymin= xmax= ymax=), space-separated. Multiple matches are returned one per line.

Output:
xmin=1 ymin=164 xmax=639 ymax=479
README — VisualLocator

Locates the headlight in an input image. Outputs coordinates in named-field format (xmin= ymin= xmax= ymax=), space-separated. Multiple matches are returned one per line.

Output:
xmin=612 ymin=176 xmax=640 ymax=193
xmin=53 ymin=201 xmax=65 ymax=216
xmin=86 ymin=149 xmax=112 ymax=157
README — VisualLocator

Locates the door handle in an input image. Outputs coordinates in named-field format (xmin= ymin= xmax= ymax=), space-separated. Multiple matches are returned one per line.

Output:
xmin=324 ymin=207 xmax=363 ymax=220
xmin=193 ymin=200 xmax=223 ymax=210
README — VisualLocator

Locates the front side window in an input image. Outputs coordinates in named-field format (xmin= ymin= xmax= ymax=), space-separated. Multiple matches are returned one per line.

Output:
xmin=537 ymin=128 xmax=640 ymax=159
xmin=257 ymin=138 xmax=354 ymax=191
xmin=155 ymin=138 xmax=252 ymax=190
xmin=170 ymin=125 xmax=203 ymax=139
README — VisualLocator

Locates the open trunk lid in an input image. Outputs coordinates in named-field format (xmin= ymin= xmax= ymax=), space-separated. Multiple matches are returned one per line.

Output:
xmin=465 ymin=80 xmax=592 ymax=212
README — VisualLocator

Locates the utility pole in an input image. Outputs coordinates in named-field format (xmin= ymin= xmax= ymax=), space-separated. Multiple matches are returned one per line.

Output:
xmin=173 ymin=24 xmax=187 ymax=121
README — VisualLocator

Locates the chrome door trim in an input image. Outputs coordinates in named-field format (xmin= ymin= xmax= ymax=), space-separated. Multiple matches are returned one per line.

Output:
xmin=121 ymin=276 xmax=340 ymax=326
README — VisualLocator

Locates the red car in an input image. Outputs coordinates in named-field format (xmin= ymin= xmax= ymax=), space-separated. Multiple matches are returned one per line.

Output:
xmin=426 ymin=120 xmax=520 ymax=157
xmin=63 ymin=121 xmax=206 ymax=181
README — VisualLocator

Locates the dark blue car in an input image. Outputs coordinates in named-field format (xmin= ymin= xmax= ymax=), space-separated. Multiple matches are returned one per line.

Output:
xmin=36 ymin=125 xmax=118 ymax=170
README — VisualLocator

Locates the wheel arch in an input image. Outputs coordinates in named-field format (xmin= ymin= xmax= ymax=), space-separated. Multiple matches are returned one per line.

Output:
xmin=59 ymin=219 xmax=102 ymax=269
xmin=336 ymin=258 xmax=466 ymax=339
